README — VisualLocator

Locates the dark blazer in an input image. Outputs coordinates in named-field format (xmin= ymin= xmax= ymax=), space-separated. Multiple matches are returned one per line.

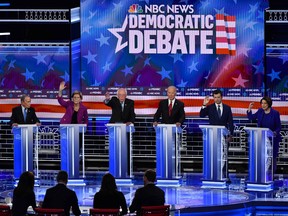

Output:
xmin=247 ymin=108 xmax=281 ymax=143
xmin=105 ymin=96 xmax=136 ymax=123
xmin=93 ymin=190 xmax=128 ymax=215
xmin=153 ymin=99 xmax=185 ymax=124
xmin=42 ymin=183 xmax=81 ymax=216
xmin=57 ymin=96 xmax=88 ymax=124
xmin=12 ymin=188 xmax=36 ymax=216
xmin=10 ymin=105 xmax=40 ymax=126
xmin=200 ymin=103 xmax=234 ymax=134
xmin=129 ymin=184 xmax=165 ymax=215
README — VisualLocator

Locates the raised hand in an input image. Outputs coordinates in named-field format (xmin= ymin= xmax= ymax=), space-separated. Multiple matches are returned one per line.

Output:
xmin=59 ymin=81 xmax=66 ymax=91
xmin=105 ymin=91 xmax=110 ymax=100
xmin=203 ymin=95 xmax=210 ymax=106
xmin=248 ymin=102 xmax=254 ymax=111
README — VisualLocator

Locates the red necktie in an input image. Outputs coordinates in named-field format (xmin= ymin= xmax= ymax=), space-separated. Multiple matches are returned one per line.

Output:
xmin=168 ymin=100 xmax=172 ymax=116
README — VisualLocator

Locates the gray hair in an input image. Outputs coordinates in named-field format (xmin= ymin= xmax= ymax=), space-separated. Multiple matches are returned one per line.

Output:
xmin=20 ymin=94 xmax=29 ymax=102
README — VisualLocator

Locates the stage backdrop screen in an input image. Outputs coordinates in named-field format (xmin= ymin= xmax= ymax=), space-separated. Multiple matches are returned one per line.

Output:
xmin=80 ymin=0 xmax=280 ymax=118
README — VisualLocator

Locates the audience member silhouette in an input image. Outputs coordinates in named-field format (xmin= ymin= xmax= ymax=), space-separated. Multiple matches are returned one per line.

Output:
xmin=42 ymin=170 xmax=81 ymax=216
xmin=129 ymin=169 xmax=165 ymax=215
xmin=93 ymin=173 xmax=128 ymax=215
xmin=12 ymin=171 xmax=37 ymax=216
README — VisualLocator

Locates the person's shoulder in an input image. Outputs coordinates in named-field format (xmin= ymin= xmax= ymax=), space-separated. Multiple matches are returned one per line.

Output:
xmin=176 ymin=99 xmax=184 ymax=105
xmin=12 ymin=105 xmax=21 ymax=111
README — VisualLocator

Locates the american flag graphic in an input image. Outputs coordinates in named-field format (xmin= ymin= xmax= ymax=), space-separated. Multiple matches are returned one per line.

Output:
xmin=216 ymin=14 xmax=236 ymax=56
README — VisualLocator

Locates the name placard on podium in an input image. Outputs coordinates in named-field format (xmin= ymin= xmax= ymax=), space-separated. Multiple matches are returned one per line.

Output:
xmin=12 ymin=124 xmax=39 ymax=178
xmin=60 ymin=124 xmax=86 ymax=180
xmin=154 ymin=124 xmax=182 ymax=185
xmin=106 ymin=123 xmax=135 ymax=180
xmin=199 ymin=125 xmax=228 ymax=188
xmin=244 ymin=127 xmax=273 ymax=191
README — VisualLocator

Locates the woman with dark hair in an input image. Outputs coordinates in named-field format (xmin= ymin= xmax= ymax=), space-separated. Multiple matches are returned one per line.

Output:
xmin=12 ymin=171 xmax=37 ymax=216
xmin=57 ymin=81 xmax=88 ymax=124
xmin=93 ymin=173 xmax=127 ymax=215
xmin=247 ymin=96 xmax=281 ymax=173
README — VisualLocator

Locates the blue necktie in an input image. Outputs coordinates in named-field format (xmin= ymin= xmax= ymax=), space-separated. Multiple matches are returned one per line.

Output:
xmin=23 ymin=108 xmax=27 ymax=122
xmin=217 ymin=105 xmax=221 ymax=118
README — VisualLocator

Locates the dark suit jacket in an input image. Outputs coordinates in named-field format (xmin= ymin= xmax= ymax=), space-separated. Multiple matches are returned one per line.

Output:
xmin=153 ymin=99 xmax=185 ymax=124
xmin=10 ymin=105 xmax=40 ymax=126
xmin=200 ymin=103 xmax=234 ymax=134
xmin=247 ymin=107 xmax=281 ymax=143
xmin=105 ymin=97 xmax=136 ymax=123
xmin=42 ymin=183 xmax=81 ymax=216
xmin=129 ymin=183 xmax=165 ymax=215
xmin=57 ymin=96 xmax=88 ymax=124
xmin=12 ymin=188 xmax=36 ymax=216
xmin=93 ymin=190 xmax=128 ymax=215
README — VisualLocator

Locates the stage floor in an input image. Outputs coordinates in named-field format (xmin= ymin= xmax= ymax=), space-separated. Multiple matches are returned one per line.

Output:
xmin=0 ymin=173 xmax=288 ymax=215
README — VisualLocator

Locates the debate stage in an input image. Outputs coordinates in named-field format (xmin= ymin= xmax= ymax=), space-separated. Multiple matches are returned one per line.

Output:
xmin=1 ymin=172 xmax=288 ymax=216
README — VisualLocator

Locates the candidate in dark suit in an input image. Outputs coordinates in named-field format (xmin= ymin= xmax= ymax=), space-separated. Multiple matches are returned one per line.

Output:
xmin=93 ymin=173 xmax=128 ymax=215
xmin=129 ymin=169 xmax=165 ymax=215
xmin=200 ymin=89 xmax=234 ymax=135
xmin=247 ymin=96 xmax=281 ymax=173
xmin=153 ymin=86 xmax=185 ymax=127
xmin=104 ymin=88 xmax=135 ymax=124
xmin=42 ymin=171 xmax=81 ymax=216
xmin=10 ymin=95 xmax=40 ymax=127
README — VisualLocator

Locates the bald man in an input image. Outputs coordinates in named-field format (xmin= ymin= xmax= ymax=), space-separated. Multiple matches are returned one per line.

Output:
xmin=153 ymin=86 xmax=185 ymax=127
xmin=104 ymin=88 xmax=135 ymax=125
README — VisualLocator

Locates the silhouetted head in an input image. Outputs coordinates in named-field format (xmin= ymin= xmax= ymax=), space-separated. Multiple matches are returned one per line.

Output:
xmin=56 ymin=170 xmax=68 ymax=184
xmin=18 ymin=171 xmax=35 ymax=190
xmin=100 ymin=173 xmax=117 ymax=192
xmin=143 ymin=169 xmax=156 ymax=185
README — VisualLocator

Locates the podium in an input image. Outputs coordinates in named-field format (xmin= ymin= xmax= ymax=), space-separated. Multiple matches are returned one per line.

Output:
xmin=154 ymin=124 xmax=182 ymax=186
xmin=244 ymin=127 xmax=273 ymax=191
xmin=106 ymin=123 xmax=135 ymax=184
xmin=60 ymin=124 xmax=86 ymax=183
xmin=13 ymin=124 xmax=39 ymax=178
xmin=199 ymin=125 xmax=229 ymax=188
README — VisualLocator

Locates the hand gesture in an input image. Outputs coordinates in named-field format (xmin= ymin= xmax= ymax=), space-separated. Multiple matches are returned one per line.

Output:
xmin=59 ymin=81 xmax=66 ymax=91
xmin=248 ymin=102 xmax=254 ymax=111
xmin=105 ymin=92 xmax=110 ymax=100
xmin=203 ymin=95 xmax=210 ymax=106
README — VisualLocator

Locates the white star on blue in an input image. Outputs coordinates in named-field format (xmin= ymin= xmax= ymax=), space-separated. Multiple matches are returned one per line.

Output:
xmin=60 ymin=71 xmax=70 ymax=83
xmin=83 ymin=50 xmax=97 ymax=64
xmin=177 ymin=80 xmax=188 ymax=87
xmin=144 ymin=57 xmax=151 ymax=66
xmin=33 ymin=52 xmax=47 ymax=65
xmin=91 ymin=79 xmax=101 ymax=86
xmin=8 ymin=59 xmax=16 ymax=70
xmin=114 ymin=82 xmax=123 ymax=87
xmin=188 ymin=61 xmax=199 ymax=73
xmin=137 ymin=74 xmax=141 ymax=83
xmin=22 ymin=68 xmax=35 ymax=81
xmin=267 ymin=69 xmax=281 ymax=82
xmin=121 ymin=65 xmax=133 ymax=77
xmin=96 ymin=33 xmax=110 ymax=47
xmin=102 ymin=62 xmax=112 ymax=73
xmin=157 ymin=67 xmax=172 ymax=80
xmin=170 ymin=53 xmax=184 ymax=63
xmin=47 ymin=62 xmax=55 ymax=71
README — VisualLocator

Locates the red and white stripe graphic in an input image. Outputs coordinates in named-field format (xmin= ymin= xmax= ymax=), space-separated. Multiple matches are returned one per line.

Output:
xmin=216 ymin=14 xmax=236 ymax=56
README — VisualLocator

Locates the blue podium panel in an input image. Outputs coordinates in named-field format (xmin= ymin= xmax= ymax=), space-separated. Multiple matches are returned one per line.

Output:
xmin=13 ymin=125 xmax=38 ymax=178
xmin=154 ymin=124 xmax=182 ymax=180
xmin=60 ymin=124 xmax=86 ymax=179
xmin=106 ymin=123 xmax=135 ymax=179
xmin=244 ymin=127 xmax=273 ymax=191
xmin=199 ymin=125 xmax=228 ymax=186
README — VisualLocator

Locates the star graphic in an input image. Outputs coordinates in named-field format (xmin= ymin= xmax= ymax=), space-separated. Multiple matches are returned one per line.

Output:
xmin=113 ymin=2 xmax=123 ymax=12
xmin=248 ymin=3 xmax=259 ymax=14
xmin=81 ymin=71 xmax=86 ymax=80
xmin=144 ymin=57 xmax=151 ymax=66
xmin=108 ymin=16 xmax=128 ymax=53
xmin=1 ymin=77 xmax=6 ymax=86
xmin=238 ymin=46 xmax=251 ymax=57
xmin=204 ymin=70 xmax=211 ymax=79
xmin=135 ymin=54 xmax=143 ymax=60
xmin=95 ymin=33 xmax=110 ymax=47
xmin=47 ymin=62 xmax=55 ymax=71
xmin=253 ymin=62 xmax=264 ymax=74
xmin=170 ymin=53 xmax=184 ymax=63
xmin=188 ymin=61 xmax=199 ymax=73
xmin=199 ymin=0 xmax=210 ymax=9
xmin=83 ymin=50 xmax=97 ymax=64
xmin=157 ymin=67 xmax=172 ymax=80
xmin=136 ymin=74 xmax=141 ymax=83
xmin=177 ymin=79 xmax=188 ymax=87
xmin=114 ymin=82 xmax=123 ymax=87
xmin=8 ymin=59 xmax=16 ymax=70
xmin=121 ymin=65 xmax=133 ymax=77
xmin=88 ymin=10 xmax=97 ymax=19
xmin=214 ymin=7 xmax=226 ymax=15
xmin=60 ymin=71 xmax=70 ymax=83
xmin=280 ymin=55 xmax=288 ymax=64
xmin=82 ymin=25 xmax=93 ymax=34
xmin=232 ymin=0 xmax=237 ymax=3
xmin=256 ymin=32 xmax=264 ymax=41
xmin=102 ymin=62 xmax=112 ymax=73
xmin=257 ymin=10 xmax=264 ymax=20
xmin=267 ymin=69 xmax=281 ymax=82
xmin=244 ymin=21 xmax=257 ymax=30
xmin=33 ymin=52 xmax=47 ymax=65
xmin=91 ymin=79 xmax=101 ymax=86
xmin=232 ymin=74 xmax=249 ymax=87
xmin=22 ymin=68 xmax=35 ymax=81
